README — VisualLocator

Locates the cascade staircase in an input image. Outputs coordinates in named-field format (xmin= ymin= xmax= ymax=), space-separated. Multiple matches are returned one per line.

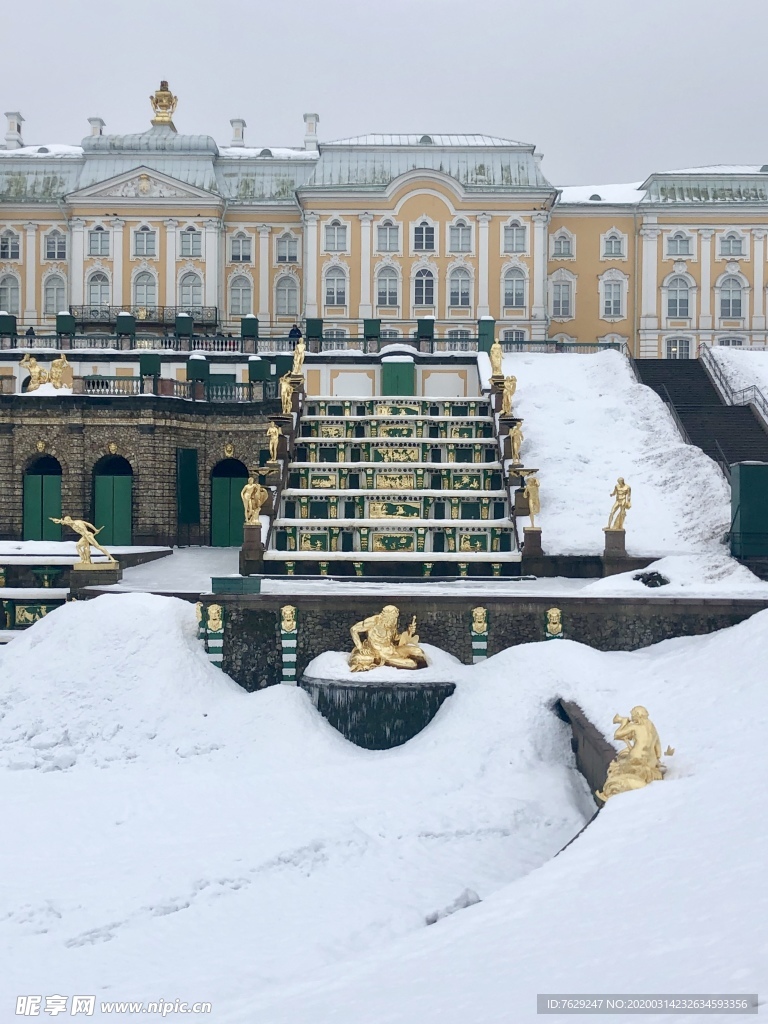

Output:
xmin=263 ymin=395 xmax=520 ymax=577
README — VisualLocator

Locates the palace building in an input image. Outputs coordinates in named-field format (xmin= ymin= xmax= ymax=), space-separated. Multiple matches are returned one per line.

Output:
xmin=1 ymin=84 xmax=768 ymax=356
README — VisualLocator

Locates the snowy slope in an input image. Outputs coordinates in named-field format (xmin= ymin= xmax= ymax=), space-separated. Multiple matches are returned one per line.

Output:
xmin=708 ymin=346 xmax=768 ymax=396
xmin=480 ymin=350 xmax=732 ymax=557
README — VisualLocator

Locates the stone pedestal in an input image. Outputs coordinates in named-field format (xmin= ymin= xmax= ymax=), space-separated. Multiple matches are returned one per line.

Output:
xmin=490 ymin=374 xmax=505 ymax=393
xmin=70 ymin=563 xmax=123 ymax=588
xmin=498 ymin=414 xmax=517 ymax=436
xmin=514 ymin=487 xmax=529 ymax=516
xmin=523 ymin=527 xmax=543 ymax=555
xmin=239 ymin=523 xmax=265 ymax=576
xmin=603 ymin=528 xmax=626 ymax=557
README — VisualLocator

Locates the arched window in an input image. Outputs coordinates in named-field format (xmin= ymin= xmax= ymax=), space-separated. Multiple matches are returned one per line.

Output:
xmin=446 ymin=329 xmax=471 ymax=339
xmin=503 ymin=268 xmax=525 ymax=308
xmin=276 ymin=233 xmax=298 ymax=263
xmin=44 ymin=275 xmax=65 ymax=315
xmin=720 ymin=232 xmax=743 ymax=257
xmin=325 ymin=267 xmax=347 ymax=306
xmin=377 ymin=267 xmax=398 ymax=306
xmin=88 ymin=225 xmax=109 ymax=256
xmin=276 ymin=275 xmax=298 ymax=316
xmin=180 ymin=272 xmax=202 ymax=309
xmin=134 ymin=271 xmax=156 ymax=307
xmin=503 ymin=221 xmax=526 ymax=253
xmin=414 ymin=268 xmax=434 ymax=306
xmin=449 ymin=220 xmax=471 ymax=253
xmin=231 ymin=232 xmax=251 ymax=263
xmin=0 ymin=230 xmax=20 ymax=260
xmin=45 ymin=229 xmax=66 ymax=260
xmin=0 ymin=274 xmax=20 ymax=314
xmin=503 ymin=329 xmax=526 ymax=348
xmin=553 ymin=233 xmax=572 ymax=257
xmin=449 ymin=267 xmax=471 ymax=307
xmin=667 ymin=277 xmax=690 ymax=318
xmin=380 ymin=328 xmax=400 ymax=339
xmin=414 ymin=220 xmax=435 ymax=252
xmin=603 ymin=231 xmax=624 ymax=257
xmin=667 ymin=231 xmax=690 ymax=256
xmin=230 ymin=275 xmax=252 ymax=315
xmin=721 ymin=277 xmax=743 ymax=318
xmin=325 ymin=328 xmax=347 ymax=339
xmin=180 ymin=226 xmax=202 ymax=258
xmin=87 ymin=272 xmax=109 ymax=307
xmin=377 ymin=220 xmax=399 ymax=252
xmin=324 ymin=219 xmax=346 ymax=252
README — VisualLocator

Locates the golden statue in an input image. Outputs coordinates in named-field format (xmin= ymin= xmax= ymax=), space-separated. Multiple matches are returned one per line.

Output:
xmin=207 ymin=604 xmax=223 ymax=632
xmin=241 ymin=477 xmax=269 ymax=525
xmin=523 ymin=474 xmax=540 ymax=529
xmin=267 ymin=421 xmax=282 ymax=463
xmin=349 ymin=604 xmax=428 ymax=672
xmin=510 ymin=421 xmax=523 ymax=463
xmin=606 ymin=477 xmax=632 ymax=531
xmin=150 ymin=80 xmax=177 ymax=127
xmin=471 ymin=607 xmax=487 ymax=633
xmin=292 ymin=337 xmax=306 ymax=376
xmin=489 ymin=338 xmax=504 ymax=378
xmin=280 ymin=373 xmax=294 ymax=415
xmin=20 ymin=353 xmax=48 ymax=391
xmin=280 ymin=605 xmax=297 ymax=632
xmin=50 ymin=516 xmax=116 ymax=566
xmin=597 ymin=706 xmax=667 ymax=802
xmin=500 ymin=375 xmax=517 ymax=416
xmin=49 ymin=352 xmax=70 ymax=389
xmin=545 ymin=607 xmax=563 ymax=638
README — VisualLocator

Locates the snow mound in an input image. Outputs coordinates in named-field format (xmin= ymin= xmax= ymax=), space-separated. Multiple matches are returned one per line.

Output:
xmin=708 ymin=346 xmax=768 ymax=396
xmin=584 ymin=552 xmax=768 ymax=595
xmin=305 ymin=644 xmax=463 ymax=682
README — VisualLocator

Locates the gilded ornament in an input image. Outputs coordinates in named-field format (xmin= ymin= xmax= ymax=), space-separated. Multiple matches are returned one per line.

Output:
xmin=280 ymin=604 xmax=297 ymax=632
xmin=510 ymin=421 xmax=524 ymax=463
xmin=523 ymin=474 xmax=541 ymax=529
xmin=241 ymin=477 xmax=269 ymax=525
xmin=108 ymin=442 xmax=118 ymax=455
xmin=267 ymin=421 xmax=282 ymax=464
xmin=195 ymin=602 xmax=203 ymax=624
xmin=500 ymin=375 xmax=517 ymax=416
xmin=471 ymin=606 xmax=487 ymax=633
xmin=150 ymin=80 xmax=178 ymax=127
xmin=489 ymin=338 xmax=504 ymax=378
xmin=49 ymin=352 xmax=70 ymax=389
xmin=35 ymin=440 xmax=46 ymax=453
xmin=596 ymin=706 xmax=668 ymax=802
xmin=50 ymin=516 xmax=116 ymax=566
xmin=606 ymin=477 xmax=631 ymax=531
xmin=224 ymin=442 xmax=235 ymax=458
xmin=207 ymin=604 xmax=223 ymax=632
xmin=280 ymin=373 xmax=294 ymax=415
xmin=545 ymin=607 xmax=563 ymax=639
xmin=348 ymin=604 xmax=427 ymax=672
xmin=291 ymin=337 xmax=306 ymax=376
xmin=20 ymin=353 xmax=48 ymax=391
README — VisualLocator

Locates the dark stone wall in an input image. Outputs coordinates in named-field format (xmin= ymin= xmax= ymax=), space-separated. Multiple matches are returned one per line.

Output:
xmin=210 ymin=593 xmax=768 ymax=691
xmin=555 ymin=699 xmax=616 ymax=802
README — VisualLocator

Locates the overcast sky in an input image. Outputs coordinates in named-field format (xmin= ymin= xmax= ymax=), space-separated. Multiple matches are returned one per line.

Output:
xmin=5 ymin=0 xmax=768 ymax=186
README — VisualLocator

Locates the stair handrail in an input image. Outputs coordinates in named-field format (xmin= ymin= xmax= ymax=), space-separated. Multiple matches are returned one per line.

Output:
xmin=656 ymin=383 xmax=693 ymax=446
xmin=713 ymin=439 xmax=732 ymax=482
xmin=700 ymin=345 xmax=768 ymax=427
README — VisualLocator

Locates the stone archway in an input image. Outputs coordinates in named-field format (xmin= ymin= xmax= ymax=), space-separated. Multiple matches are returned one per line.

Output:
xmin=23 ymin=455 xmax=62 ymax=541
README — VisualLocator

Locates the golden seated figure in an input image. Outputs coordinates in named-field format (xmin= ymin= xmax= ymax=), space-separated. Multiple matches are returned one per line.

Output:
xmin=348 ymin=604 xmax=427 ymax=672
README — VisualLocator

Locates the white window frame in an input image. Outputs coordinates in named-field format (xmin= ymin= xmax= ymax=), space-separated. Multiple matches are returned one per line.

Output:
xmin=43 ymin=273 xmax=66 ymax=315
xmin=600 ymin=228 xmax=627 ymax=261
xmin=666 ymin=275 xmax=691 ymax=319
xmin=665 ymin=337 xmax=692 ymax=359
xmin=134 ymin=225 xmax=157 ymax=258
xmin=230 ymin=231 xmax=252 ymax=263
xmin=88 ymin=225 xmax=110 ymax=257
xmin=717 ymin=229 xmax=749 ymax=261
xmin=550 ymin=228 xmax=575 ymax=259
xmin=324 ymin=265 xmax=347 ymax=307
xmin=448 ymin=218 xmax=472 ymax=254
xmin=323 ymin=218 xmax=349 ymax=254
xmin=598 ymin=269 xmax=629 ymax=322
xmin=448 ymin=266 xmax=472 ymax=308
xmin=549 ymin=269 xmax=576 ymax=320
xmin=180 ymin=226 xmax=202 ymax=259
xmin=502 ymin=220 xmax=527 ymax=254
xmin=718 ymin=274 xmax=745 ymax=320
xmin=133 ymin=270 xmax=157 ymax=307
xmin=412 ymin=217 xmax=438 ymax=255
xmin=0 ymin=230 xmax=20 ymax=261
xmin=502 ymin=329 xmax=527 ymax=347
xmin=179 ymin=271 xmax=203 ymax=308
xmin=503 ymin=266 xmax=527 ymax=310
xmin=45 ymin=229 xmax=66 ymax=261
xmin=413 ymin=267 xmax=435 ymax=307
xmin=376 ymin=219 xmax=400 ymax=253
xmin=0 ymin=273 xmax=21 ymax=313
xmin=275 ymin=274 xmax=299 ymax=316
xmin=717 ymin=336 xmax=745 ymax=346
xmin=87 ymin=271 xmax=110 ymax=307
xmin=275 ymin=231 xmax=299 ymax=264
xmin=376 ymin=266 xmax=399 ymax=308
xmin=229 ymin=274 xmax=253 ymax=315
xmin=665 ymin=229 xmax=696 ymax=260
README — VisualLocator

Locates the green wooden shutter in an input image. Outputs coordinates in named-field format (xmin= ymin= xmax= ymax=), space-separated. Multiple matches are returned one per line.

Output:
xmin=23 ymin=474 xmax=42 ymax=540
xmin=228 ymin=478 xmax=244 ymax=547
xmin=42 ymin=476 xmax=62 ymax=540
xmin=112 ymin=476 xmax=132 ymax=545
xmin=381 ymin=361 xmax=415 ymax=397
xmin=94 ymin=476 xmax=112 ymax=545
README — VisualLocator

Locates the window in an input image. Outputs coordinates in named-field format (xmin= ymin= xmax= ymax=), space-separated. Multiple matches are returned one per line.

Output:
xmin=603 ymin=232 xmax=623 ymax=257
xmin=0 ymin=231 xmax=20 ymax=260
xmin=667 ymin=231 xmax=690 ymax=256
xmin=44 ymin=275 xmax=65 ymax=315
xmin=325 ymin=267 xmax=346 ymax=306
xmin=446 ymin=329 xmax=471 ymax=338
xmin=720 ymin=232 xmax=743 ymax=257
xmin=324 ymin=219 xmax=347 ymax=251
xmin=449 ymin=220 xmax=471 ymax=252
xmin=414 ymin=268 xmax=434 ymax=305
xmin=88 ymin=226 xmax=109 ymax=257
xmin=134 ymin=226 xmax=156 ymax=257
xmin=503 ymin=268 xmax=525 ymax=308
xmin=414 ymin=221 xmax=435 ymax=251
xmin=180 ymin=227 xmax=202 ymax=258
xmin=666 ymin=338 xmax=691 ymax=359
xmin=231 ymin=232 xmax=251 ymax=262
xmin=718 ymin=337 xmax=743 ymax=346
xmin=276 ymin=275 xmax=298 ymax=316
xmin=449 ymin=267 xmax=471 ymax=307
xmin=87 ymin=272 xmax=109 ymax=306
xmin=553 ymin=234 xmax=572 ymax=257
xmin=503 ymin=329 xmax=526 ymax=346
xmin=230 ymin=275 xmax=252 ymax=315
xmin=377 ymin=220 xmax=399 ymax=252
xmin=552 ymin=281 xmax=572 ymax=318
xmin=276 ymin=233 xmax=298 ymax=263
xmin=179 ymin=272 xmax=202 ymax=309
xmin=325 ymin=329 xmax=347 ymax=338
xmin=720 ymin=277 xmax=743 ymax=318
xmin=380 ymin=329 xmax=400 ymax=339
xmin=45 ymin=230 xmax=66 ymax=260
xmin=603 ymin=281 xmax=623 ymax=317
xmin=503 ymin=222 xmax=526 ymax=253
xmin=134 ymin=271 xmax=156 ymax=307
xmin=0 ymin=274 xmax=20 ymax=313
xmin=667 ymin=277 xmax=690 ymax=318
xmin=377 ymin=267 xmax=398 ymax=306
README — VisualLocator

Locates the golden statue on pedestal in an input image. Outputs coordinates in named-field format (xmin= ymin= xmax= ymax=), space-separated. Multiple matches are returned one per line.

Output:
xmin=292 ymin=337 xmax=306 ymax=376
xmin=597 ymin=706 xmax=668 ymax=802
xmin=50 ymin=516 xmax=117 ymax=566
xmin=510 ymin=421 xmax=524 ymax=463
xmin=150 ymin=80 xmax=177 ymax=127
xmin=267 ymin=421 xmax=282 ymax=463
xmin=489 ymin=338 xmax=504 ymax=378
xmin=500 ymin=375 xmax=517 ymax=416
xmin=279 ymin=373 xmax=294 ymax=415
xmin=349 ymin=604 xmax=428 ymax=672
xmin=20 ymin=353 xmax=48 ymax=391
xmin=48 ymin=352 xmax=70 ymax=389
xmin=606 ymin=477 xmax=632 ymax=530
xmin=523 ymin=474 xmax=540 ymax=529
xmin=241 ymin=477 xmax=269 ymax=525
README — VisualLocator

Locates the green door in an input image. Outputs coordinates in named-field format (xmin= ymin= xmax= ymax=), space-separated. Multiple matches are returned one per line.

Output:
xmin=381 ymin=360 xmax=415 ymax=396
xmin=211 ymin=476 xmax=246 ymax=546
xmin=23 ymin=472 xmax=62 ymax=540
xmin=94 ymin=475 xmax=132 ymax=545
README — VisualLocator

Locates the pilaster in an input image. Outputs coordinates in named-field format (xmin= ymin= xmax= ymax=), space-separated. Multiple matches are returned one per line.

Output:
xmin=164 ymin=219 xmax=177 ymax=307
xmin=699 ymin=228 xmax=714 ymax=329
xmin=531 ymin=212 xmax=549 ymax=339
xmin=304 ymin=213 xmax=319 ymax=317
xmin=69 ymin=218 xmax=85 ymax=306
xmin=358 ymin=213 xmax=373 ymax=319
xmin=477 ymin=213 xmax=491 ymax=318
xmin=257 ymin=225 xmax=270 ymax=320
xmin=23 ymin=222 xmax=37 ymax=321
xmin=203 ymin=218 xmax=220 ymax=309
xmin=752 ymin=229 xmax=766 ymax=330
xmin=640 ymin=224 xmax=660 ymax=329
xmin=111 ymin=218 xmax=124 ymax=307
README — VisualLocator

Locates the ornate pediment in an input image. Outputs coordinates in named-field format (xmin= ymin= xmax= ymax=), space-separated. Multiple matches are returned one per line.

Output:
xmin=68 ymin=166 xmax=217 ymax=202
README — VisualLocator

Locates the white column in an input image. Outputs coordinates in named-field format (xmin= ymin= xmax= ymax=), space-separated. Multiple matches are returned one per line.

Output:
xmin=304 ymin=213 xmax=318 ymax=317
xmin=698 ymin=228 xmax=713 ymax=329
xmin=476 ymin=213 xmax=491 ymax=318
xmin=257 ymin=225 xmax=271 ymax=321
xmin=203 ymin=218 xmax=220 ymax=309
xmin=531 ymin=212 xmax=549 ymax=338
xmin=358 ymin=213 xmax=373 ymax=319
xmin=640 ymin=225 xmax=660 ymax=327
xmin=23 ymin=222 xmax=37 ymax=322
xmin=111 ymin=218 xmax=124 ymax=308
xmin=164 ymin=219 xmax=177 ymax=307
xmin=752 ymin=229 xmax=766 ymax=331
xmin=69 ymin=218 xmax=85 ymax=305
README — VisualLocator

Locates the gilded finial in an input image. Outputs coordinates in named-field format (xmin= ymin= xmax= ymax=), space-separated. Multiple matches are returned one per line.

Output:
xmin=150 ymin=80 xmax=177 ymax=130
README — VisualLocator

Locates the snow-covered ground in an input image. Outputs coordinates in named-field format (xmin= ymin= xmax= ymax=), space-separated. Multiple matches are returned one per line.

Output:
xmin=479 ymin=350 xmax=732 ymax=557
xmin=1 ymin=594 xmax=765 ymax=1022
xmin=708 ymin=346 xmax=768 ymax=396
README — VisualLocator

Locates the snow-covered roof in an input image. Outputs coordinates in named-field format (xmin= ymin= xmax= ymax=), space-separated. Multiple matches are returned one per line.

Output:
xmin=0 ymin=144 xmax=83 ymax=158
xmin=556 ymin=182 xmax=644 ymax=206
xmin=323 ymin=134 xmax=532 ymax=148
xmin=661 ymin=164 xmax=767 ymax=175
xmin=218 ymin=147 xmax=319 ymax=161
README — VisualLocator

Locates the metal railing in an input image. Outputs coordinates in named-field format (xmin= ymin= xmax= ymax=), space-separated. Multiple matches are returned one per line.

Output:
xmin=656 ymin=383 xmax=692 ymax=445
xmin=69 ymin=305 xmax=218 ymax=327
xmin=713 ymin=439 xmax=732 ymax=481
xmin=700 ymin=344 xmax=768 ymax=428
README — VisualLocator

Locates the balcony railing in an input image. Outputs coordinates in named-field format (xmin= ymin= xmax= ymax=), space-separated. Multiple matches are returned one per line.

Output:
xmin=69 ymin=305 xmax=218 ymax=327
